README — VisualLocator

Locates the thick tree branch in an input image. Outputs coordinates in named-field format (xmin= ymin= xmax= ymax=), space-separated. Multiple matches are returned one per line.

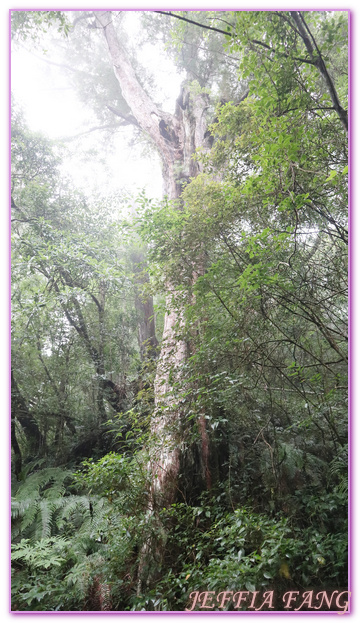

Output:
xmin=106 ymin=104 xmax=140 ymax=128
xmin=95 ymin=11 xmax=178 ymax=161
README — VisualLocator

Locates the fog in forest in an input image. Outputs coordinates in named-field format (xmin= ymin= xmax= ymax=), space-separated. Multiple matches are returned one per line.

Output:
xmin=9 ymin=9 xmax=349 ymax=615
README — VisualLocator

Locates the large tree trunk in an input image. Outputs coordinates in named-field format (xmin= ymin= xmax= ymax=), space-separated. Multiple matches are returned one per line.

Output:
xmin=95 ymin=8 xmax=211 ymax=496
xmin=95 ymin=11 xmax=213 ymax=586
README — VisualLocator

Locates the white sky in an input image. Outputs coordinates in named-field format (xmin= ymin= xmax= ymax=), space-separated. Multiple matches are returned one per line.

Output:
xmin=2 ymin=2 xmax=359 ymax=622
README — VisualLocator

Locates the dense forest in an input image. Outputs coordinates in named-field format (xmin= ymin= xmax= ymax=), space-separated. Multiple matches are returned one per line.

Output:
xmin=11 ymin=10 xmax=349 ymax=612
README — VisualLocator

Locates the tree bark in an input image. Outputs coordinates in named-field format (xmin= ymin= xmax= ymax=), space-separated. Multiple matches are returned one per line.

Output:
xmin=11 ymin=416 xmax=22 ymax=478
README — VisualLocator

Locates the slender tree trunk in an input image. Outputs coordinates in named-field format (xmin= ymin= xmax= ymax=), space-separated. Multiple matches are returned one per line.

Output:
xmin=130 ymin=250 xmax=158 ymax=361
xmin=11 ymin=417 xmax=22 ymax=478
xmin=11 ymin=369 xmax=44 ymax=454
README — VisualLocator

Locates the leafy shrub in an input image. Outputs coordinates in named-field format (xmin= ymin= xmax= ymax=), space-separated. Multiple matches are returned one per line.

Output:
xmin=131 ymin=493 xmax=348 ymax=611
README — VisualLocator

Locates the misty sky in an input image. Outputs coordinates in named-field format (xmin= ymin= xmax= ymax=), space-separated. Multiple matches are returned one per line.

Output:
xmin=11 ymin=11 xmax=185 ymax=200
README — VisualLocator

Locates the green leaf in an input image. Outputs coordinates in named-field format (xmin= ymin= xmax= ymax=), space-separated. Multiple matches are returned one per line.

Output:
xmin=325 ymin=170 xmax=338 ymax=182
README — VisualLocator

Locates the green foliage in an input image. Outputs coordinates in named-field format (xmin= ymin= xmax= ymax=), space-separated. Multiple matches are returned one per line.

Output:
xmin=128 ymin=10 xmax=348 ymax=610
xmin=11 ymin=108 xmax=141 ymax=467
xmin=134 ymin=6 xmax=348 ymax=510
xmin=12 ymin=537 xmax=68 ymax=570
xmin=128 ymin=494 xmax=347 ymax=611
xmin=12 ymin=468 xmax=72 ymax=540
xmin=11 ymin=8 xmax=348 ymax=612
xmin=11 ymin=10 xmax=71 ymax=43
xmin=12 ymin=461 xmax=347 ymax=611
xmin=11 ymin=463 xmax=127 ymax=611
xmin=141 ymin=10 xmax=244 ymax=99
xmin=11 ymin=456 xmax=157 ymax=611
xmin=74 ymin=450 xmax=150 ymax=513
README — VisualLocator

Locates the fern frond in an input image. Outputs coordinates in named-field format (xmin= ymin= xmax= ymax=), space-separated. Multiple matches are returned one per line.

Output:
xmin=14 ymin=468 xmax=72 ymax=501
xmin=329 ymin=444 xmax=348 ymax=494
xmin=12 ymin=467 xmax=79 ymax=543
xmin=60 ymin=496 xmax=91 ymax=521
xmin=39 ymin=500 xmax=53 ymax=539
xmin=20 ymin=499 xmax=39 ymax=533
xmin=11 ymin=498 xmax=33 ymax=520
xmin=11 ymin=536 xmax=68 ymax=570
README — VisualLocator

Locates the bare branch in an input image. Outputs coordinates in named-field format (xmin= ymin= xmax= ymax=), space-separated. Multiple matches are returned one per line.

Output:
xmin=153 ymin=10 xmax=233 ymax=37
xmin=61 ymin=122 xmax=123 ymax=141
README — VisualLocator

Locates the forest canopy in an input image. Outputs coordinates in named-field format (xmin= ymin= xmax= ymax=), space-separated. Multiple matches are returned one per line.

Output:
xmin=10 ymin=9 xmax=349 ymax=613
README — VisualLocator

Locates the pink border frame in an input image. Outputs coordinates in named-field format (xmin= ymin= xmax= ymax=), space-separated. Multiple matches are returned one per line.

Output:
xmin=8 ymin=6 xmax=352 ymax=617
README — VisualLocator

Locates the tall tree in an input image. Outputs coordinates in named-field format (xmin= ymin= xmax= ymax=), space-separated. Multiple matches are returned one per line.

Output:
xmin=91 ymin=10 xmax=233 ymax=511
xmin=136 ymin=8 xmax=348 ymax=515
xmin=11 ymin=10 xmax=348 ymax=609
